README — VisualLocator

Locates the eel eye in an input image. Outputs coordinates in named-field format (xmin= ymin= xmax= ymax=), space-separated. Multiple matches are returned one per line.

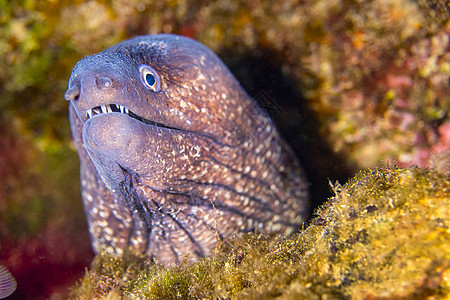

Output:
xmin=139 ymin=65 xmax=160 ymax=92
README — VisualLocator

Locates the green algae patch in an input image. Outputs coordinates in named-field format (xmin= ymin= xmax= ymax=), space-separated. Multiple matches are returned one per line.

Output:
xmin=70 ymin=165 xmax=449 ymax=299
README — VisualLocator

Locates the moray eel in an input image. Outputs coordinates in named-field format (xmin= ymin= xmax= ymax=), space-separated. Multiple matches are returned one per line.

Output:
xmin=65 ymin=34 xmax=309 ymax=264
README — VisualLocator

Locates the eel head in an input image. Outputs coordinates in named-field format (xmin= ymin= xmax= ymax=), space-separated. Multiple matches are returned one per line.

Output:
xmin=65 ymin=34 xmax=253 ymax=192
xmin=65 ymin=34 xmax=308 ymax=263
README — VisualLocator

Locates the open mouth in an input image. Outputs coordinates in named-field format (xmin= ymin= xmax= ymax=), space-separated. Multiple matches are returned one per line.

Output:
xmin=86 ymin=104 xmax=175 ymax=129
xmin=86 ymin=104 xmax=128 ymax=119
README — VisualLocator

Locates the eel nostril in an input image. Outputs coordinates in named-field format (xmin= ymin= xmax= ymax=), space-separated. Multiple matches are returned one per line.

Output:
xmin=96 ymin=76 xmax=112 ymax=89
xmin=64 ymin=84 xmax=80 ymax=101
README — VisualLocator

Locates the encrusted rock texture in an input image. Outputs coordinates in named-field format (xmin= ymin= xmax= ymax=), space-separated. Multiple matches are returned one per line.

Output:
xmin=71 ymin=165 xmax=450 ymax=299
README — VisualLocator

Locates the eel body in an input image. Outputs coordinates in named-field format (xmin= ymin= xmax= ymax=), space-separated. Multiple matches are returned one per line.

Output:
xmin=65 ymin=34 xmax=309 ymax=263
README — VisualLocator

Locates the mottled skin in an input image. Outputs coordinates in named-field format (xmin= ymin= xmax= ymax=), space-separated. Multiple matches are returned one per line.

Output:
xmin=65 ymin=34 xmax=309 ymax=264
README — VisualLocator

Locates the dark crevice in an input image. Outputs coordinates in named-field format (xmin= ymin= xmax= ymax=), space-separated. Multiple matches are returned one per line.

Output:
xmin=219 ymin=47 xmax=355 ymax=215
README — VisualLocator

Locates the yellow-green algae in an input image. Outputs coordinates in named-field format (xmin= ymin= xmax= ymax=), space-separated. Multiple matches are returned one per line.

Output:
xmin=70 ymin=165 xmax=450 ymax=299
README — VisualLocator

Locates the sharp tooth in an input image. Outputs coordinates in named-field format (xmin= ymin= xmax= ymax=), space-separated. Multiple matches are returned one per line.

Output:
xmin=120 ymin=105 xmax=124 ymax=113
xmin=125 ymin=108 xmax=129 ymax=114
xmin=87 ymin=109 xmax=93 ymax=119
xmin=100 ymin=105 xmax=107 ymax=113
xmin=107 ymin=105 xmax=112 ymax=113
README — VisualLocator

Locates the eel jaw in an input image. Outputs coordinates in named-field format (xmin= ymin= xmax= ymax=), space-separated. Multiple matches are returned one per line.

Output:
xmin=86 ymin=104 xmax=129 ymax=119
xmin=85 ymin=104 xmax=177 ymax=130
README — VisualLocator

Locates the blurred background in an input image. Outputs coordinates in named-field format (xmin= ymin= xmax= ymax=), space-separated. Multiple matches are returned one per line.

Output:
xmin=0 ymin=0 xmax=448 ymax=298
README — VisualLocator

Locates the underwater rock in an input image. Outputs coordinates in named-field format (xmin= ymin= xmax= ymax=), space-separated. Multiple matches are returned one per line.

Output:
xmin=70 ymin=165 xmax=450 ymax=299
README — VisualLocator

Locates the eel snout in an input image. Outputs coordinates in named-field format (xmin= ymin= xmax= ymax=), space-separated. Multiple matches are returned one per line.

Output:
xmin=64 ymin=56 xmax=135 ymax=123
xmin=64 ymin=83 xmax=80 ymax=102
xmin=64 ymin=60 xmax=173 ymax=130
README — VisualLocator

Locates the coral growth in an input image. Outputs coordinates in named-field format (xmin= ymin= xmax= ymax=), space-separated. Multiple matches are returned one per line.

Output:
xmin=70 ymin=165 xmax=450 ymax=299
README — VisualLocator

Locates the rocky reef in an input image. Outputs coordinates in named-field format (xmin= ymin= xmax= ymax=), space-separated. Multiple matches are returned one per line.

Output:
xmin=0 ymin=0 xmax=448 ymax=298
xmin=70 ymin=165 xmax=450 ymax=299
